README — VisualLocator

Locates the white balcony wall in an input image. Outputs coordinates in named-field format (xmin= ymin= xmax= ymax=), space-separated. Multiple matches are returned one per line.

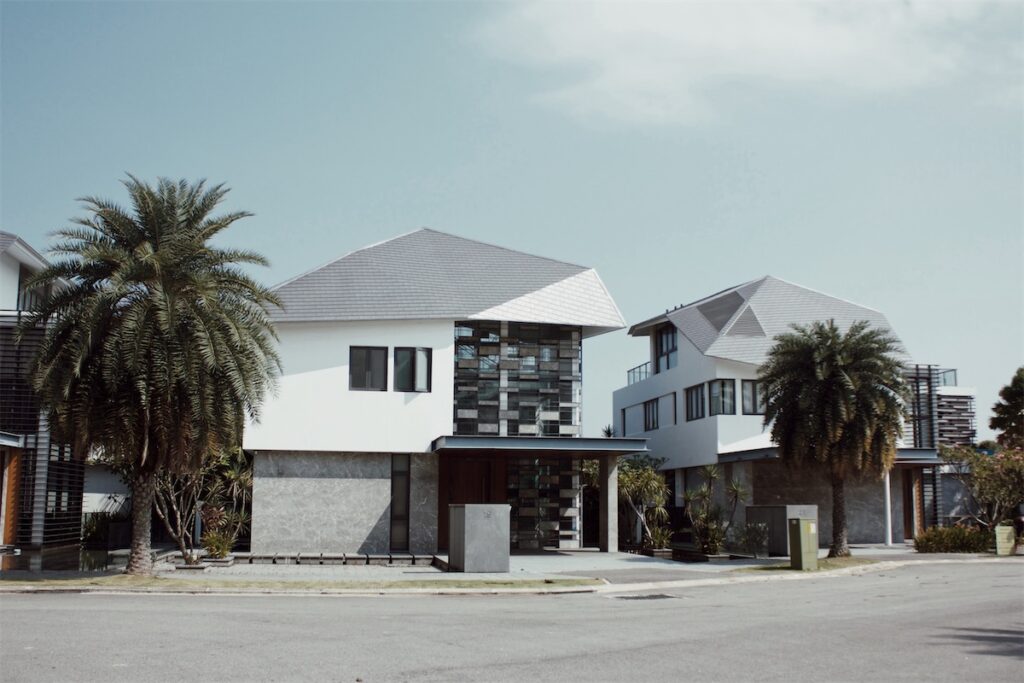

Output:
xmin=612 ymin=337 xmax=719 ymax=470
xmin=0 ymin=253 xmax=20 ymax=310
xmin=713 ymin=358 xmax=771 ymax=452
xmin=244 ymin=319 xmax=455 ymax=453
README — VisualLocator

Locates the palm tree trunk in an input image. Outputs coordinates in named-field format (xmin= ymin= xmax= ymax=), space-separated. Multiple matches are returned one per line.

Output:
xmin=125 ymin=469 xmax=156 ymax=575
xmin=829 ymin=472 xmax=850 ymax=558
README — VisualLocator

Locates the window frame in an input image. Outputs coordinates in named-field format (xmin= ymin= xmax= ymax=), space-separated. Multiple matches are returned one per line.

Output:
xmin=685 ymin=383 xmax=705 ymax=421
xmin=394 ymin=347 xmax=433 ymax=393
xmin=709 ymin=379 xmax=736 ymax=416
xmin=349 ymin=346 xmax=388 ymax=392
xmin=643 ymin=398 xmax=659 ymax=432
xmin=654 ymin=325 xmax=678 ymax=374
xmin=742 ymin=379 xmax=766 ymax=415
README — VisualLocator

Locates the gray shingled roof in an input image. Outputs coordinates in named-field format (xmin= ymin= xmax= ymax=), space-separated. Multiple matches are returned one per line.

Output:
xmin=658 ymin=276 xmax=905 ymax=366
xmin=271 ymin=228 xmax=626 ymax=337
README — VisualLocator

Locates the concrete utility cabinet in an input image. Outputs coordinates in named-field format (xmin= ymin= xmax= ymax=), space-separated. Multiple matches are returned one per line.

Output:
xmin=789 ymin=518 xmax=819 ymax=571
xmin=448 ymin=504 xmax=511 ymax=573
xmin=746 ymin=505 xmax=818 ymax=556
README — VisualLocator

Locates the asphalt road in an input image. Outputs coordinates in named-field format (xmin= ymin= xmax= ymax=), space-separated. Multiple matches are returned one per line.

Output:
xmin=1 ymin=562 xmax=1022 ymax=682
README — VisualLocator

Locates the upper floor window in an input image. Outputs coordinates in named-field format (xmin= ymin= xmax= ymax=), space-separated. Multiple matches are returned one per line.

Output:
xmin=643 ymin=398 xmax=659 ymax=431
xmin=395 ymin=347 xmax=431 ymax=392
xmin=742 ymin=380 xmax=766 ymax=415
xmin=709 ymin=379 xmax=736 ymax=416
xmin=685 ymin=383 xmax=705 ymax=421
xmin=350 ymin=346 xmax=387 ymax=391
xmin=655 ymin=325 xmax=678 ymax=373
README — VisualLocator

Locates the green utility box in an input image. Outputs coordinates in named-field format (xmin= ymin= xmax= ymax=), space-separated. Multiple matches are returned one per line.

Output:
xmin=788 ymin=518 xmax=818 ymax=571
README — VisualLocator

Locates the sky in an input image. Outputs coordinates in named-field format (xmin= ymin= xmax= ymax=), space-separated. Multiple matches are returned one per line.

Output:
xmin=2 ymin=0 xmax=1021 ymax=440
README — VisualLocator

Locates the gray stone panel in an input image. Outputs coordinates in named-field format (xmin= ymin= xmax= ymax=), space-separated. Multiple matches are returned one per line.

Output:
xmin=409 ymin=454 xmax=438 ymax=554
xmin=751 ymin=461 xmax=904 ymax=545
xmin=252 ymin=452 xmax=391 ymax=554
xmin=449 ymin=504 xmax=511 ymax=572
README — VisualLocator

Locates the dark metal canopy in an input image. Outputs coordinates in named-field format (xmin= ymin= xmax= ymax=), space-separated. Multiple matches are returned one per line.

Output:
xmin=431 ymin=435 xmax=648 ymax=458
xmin=719 ymin=446 xmax=941 ymax=465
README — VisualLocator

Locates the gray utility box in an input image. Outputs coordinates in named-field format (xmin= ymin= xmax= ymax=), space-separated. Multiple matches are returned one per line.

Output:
xmin=745 ymin=505 xmax=818 ymax=556
xmin=448 ymin=504 xmax=511 ymax=573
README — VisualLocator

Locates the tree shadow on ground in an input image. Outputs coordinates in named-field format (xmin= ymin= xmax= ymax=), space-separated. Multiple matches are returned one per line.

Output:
xmin=936 ymin=626 xmax=1024 ymax=659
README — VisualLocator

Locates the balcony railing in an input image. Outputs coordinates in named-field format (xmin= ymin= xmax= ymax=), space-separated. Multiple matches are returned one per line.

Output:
xmin=627 ymin=361 xmax=651 ymax=386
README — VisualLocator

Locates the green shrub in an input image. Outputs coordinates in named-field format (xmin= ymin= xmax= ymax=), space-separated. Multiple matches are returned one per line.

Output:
xmin=201 ymin=529 xmax=234 ymax=559
xmin=647 ymin=526 xmax=673 ymax=549
xmin=739 ymin=522 xmax=771 ymax=558
xmin=914 ymin=525 xmax=992 ymax=553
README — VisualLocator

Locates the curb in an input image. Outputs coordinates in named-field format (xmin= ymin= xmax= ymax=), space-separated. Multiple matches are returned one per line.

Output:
xmin=1 ymin=556 xmax=1019 ymax=597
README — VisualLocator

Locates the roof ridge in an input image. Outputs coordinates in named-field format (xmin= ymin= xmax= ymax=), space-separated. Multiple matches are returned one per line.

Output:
xmin=416 ymin=227 xmax=591 ymax=271
xmin=270 ymin=228 xmax=425 ymax=291
xmin=676 ymin=275 xmax=767 ymax=311
xmin=751 ymin=275 xmax=887 ymax=316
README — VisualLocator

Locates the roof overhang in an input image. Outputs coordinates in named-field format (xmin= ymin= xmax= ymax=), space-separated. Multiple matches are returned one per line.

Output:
xmin=431 ymin=435 xmax=648 ymax=458
xmin=0 ymin=431 xmax=24 ymax=448
xmin=718 ymin=446 xmax=941 ymax=465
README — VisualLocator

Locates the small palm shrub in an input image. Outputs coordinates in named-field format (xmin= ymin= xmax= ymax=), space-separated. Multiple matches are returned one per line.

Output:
xmin=201 ymin=530 xmax=234 ymax=559
xmin=647 ymin=526 xmax=673 ymax=549
xmin=914 ymin=525 xmax=992 ymax=553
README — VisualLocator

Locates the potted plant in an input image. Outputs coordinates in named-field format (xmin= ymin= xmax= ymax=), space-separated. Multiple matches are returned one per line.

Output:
xmin=994 ymin=521 xmax=1016 ymax=556
xmin=642 ymin=526 xmax=674 ymax=559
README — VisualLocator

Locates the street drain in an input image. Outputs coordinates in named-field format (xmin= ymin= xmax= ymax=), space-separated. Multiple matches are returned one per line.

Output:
xmin=615 ymin=593 xmax=677 ymax=600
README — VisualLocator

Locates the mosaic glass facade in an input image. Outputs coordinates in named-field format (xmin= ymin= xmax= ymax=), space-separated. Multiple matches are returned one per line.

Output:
xmin=453 ymin=321 xmax=582 ymax=437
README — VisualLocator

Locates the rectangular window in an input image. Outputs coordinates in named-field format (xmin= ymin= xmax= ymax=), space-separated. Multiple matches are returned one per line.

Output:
xmin=350 ymin=346 xmax=387 ymax=391
xmin=742 ymin=380 xmax=766 ymax=415
xmin=394 ymin=347 xmax=432 ymax=392
xmin=685 ymin=384 xmax=705 ymax=421
xmin=390 ymin=454 xmax=410 ymax=552
xmin=655 ymin=325 xmax=678 ymax=373
xmin=643 ymin=399 xmax=659 ymax=431
xmin=623 ymin=404 xmax=644 ymax=436
xmin=709 ymin=379 xmax=736 ymax=416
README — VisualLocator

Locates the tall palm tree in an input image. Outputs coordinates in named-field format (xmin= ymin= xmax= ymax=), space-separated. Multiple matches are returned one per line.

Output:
xmin=21 ymin=176 xmax=280 ymax=575
xmin=759 ymin=319 xmax=906 ymax=557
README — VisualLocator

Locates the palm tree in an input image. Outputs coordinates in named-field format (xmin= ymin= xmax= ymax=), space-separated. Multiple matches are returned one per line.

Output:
xmin=21 ymin=176 xmax=280 ymax=575
xmin=759 ymin=319 xmax=906 ymax=557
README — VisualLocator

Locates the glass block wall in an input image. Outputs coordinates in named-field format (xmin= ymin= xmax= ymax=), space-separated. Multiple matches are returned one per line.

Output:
xmin=453 ymin=321 xmax=582 ymax=437
xmin=507 ymin=456 xmax=581 ymax=549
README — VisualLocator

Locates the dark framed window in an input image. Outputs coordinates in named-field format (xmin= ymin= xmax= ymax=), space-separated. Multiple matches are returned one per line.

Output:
xmin=685 ymin=384 xmax=705 ymax=421
xmin=390 ymin=454 xmax=410 ymax=552
xmin=655 ymin=325 xmax=678 ymax=373
xmin=742 ymin=380 xmax=766 ymax=415
xmin=394 ymin=347 xmax=432 ymax=392
xmin=643 ymin=398 xmax=659 ymax=431
xmin=709 ymin=379 xmax=736 ymax=416
xmin=350 ymin=346 xmax=387 ymax=391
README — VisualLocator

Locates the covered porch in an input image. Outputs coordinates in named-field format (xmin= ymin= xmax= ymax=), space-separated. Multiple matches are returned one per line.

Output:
xmin=431 ymin=436 xmax=647 ymax=553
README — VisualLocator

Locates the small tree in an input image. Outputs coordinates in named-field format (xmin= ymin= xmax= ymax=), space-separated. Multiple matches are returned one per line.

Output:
xmin=941 ymin=445 xmax=1024 ymax=529
xmin=617 ymin=455 xmax=670 ymax=546
xmin=683 ymin=465 xmax=747 ymax=555
xmin=990 ymin=368 xmax=1024 ymax=450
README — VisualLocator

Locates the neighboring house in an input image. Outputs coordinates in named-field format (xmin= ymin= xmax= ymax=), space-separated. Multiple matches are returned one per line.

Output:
xmin=243 ymin=228 xmax=646 ymax=556
xmin=612 ymin=275 xmax=976 ymax=546
xmin=0 ymin=231 xmax=83 ymax=550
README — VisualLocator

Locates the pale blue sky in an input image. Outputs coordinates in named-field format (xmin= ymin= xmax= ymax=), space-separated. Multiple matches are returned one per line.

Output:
xmin=2 ymin=1 xmax=1021 ymax=439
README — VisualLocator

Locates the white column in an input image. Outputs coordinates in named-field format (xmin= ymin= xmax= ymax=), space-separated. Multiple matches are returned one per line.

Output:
xmin=599 ymin=454 xmax=618 ymax=552
xmin=883 ymin=470 xmax=893 ymax=546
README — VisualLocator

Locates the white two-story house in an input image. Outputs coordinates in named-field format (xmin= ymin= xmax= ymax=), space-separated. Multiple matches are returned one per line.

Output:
xmin=244 ymin=228 xmax=646 ymax=557
xmin=612 ymin=276 xmax=975 ymax=545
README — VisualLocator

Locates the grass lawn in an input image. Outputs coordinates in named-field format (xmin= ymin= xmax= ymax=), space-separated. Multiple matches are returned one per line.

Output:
xmin=740 ymin=556 xmax=878 ymax=572
xmin=0 ymin=573 xmax=601 ymax=592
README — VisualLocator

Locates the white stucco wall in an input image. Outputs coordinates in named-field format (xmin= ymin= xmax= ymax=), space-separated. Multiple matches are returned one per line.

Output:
xmin=612 ymin=335 xmax=720 ymax=470
xmin=244 ymin=319 xmax=456 ymax=453
xmin=0 ymin=253 xmax=20 ymax=311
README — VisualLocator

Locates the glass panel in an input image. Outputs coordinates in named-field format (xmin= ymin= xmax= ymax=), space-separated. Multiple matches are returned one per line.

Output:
xmin=395 ymin=348 xmax=414 ymax=391
xmin=390 ymin=520 xmax=408 ymax=551
xmin=369 ymin=349 xmax=386 ymax=390
xmin=350 ymin=348 xmax=368 ymax=389
xmin=415 ymin=348 xmax=430 ymax=391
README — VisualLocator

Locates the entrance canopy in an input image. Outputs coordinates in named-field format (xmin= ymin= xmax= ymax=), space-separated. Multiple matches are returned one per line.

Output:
xmin=430 ymin=435 xmax=648 ymax=458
